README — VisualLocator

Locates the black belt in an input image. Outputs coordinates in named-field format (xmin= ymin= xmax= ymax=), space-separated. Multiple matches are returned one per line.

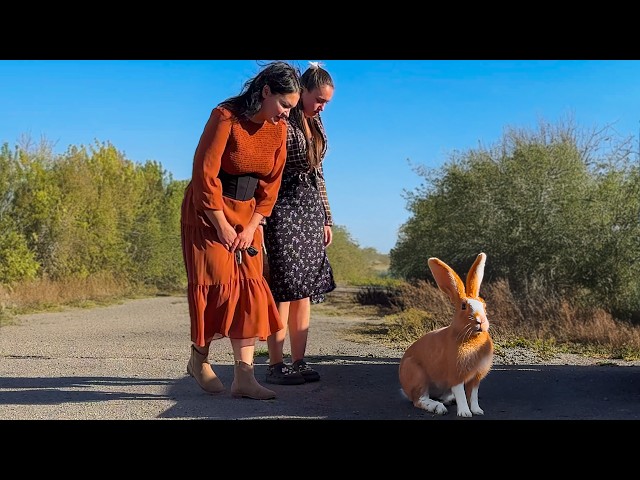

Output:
xmin=219 ymin=169 xmax=259 ymax=201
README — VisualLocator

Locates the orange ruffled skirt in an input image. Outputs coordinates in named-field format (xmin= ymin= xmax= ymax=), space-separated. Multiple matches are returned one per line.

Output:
xmin=181 ymin=190 xmax=282 ymax=347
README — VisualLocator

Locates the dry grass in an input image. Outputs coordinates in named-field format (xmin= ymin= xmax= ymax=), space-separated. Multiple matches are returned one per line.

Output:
xmin=331 ymin=280 xmax=640 ymax=361
xmin=3 ymin=274 xmax=639 ymax=362
xmin=483 ymin=279 xmax=640 ymax=359
xmin=0 ymin=273 xmax=159 ymax=325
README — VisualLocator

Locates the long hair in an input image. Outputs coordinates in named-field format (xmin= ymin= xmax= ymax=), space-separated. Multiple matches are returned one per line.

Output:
xmin=289 ymin=63 xmax=334 ymax=169
xmin=219 ymin=61 xmax=301 ymax=121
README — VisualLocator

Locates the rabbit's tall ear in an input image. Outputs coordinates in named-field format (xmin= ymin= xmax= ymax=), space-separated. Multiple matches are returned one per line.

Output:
xmin=428 ymin=257 xmax=466 ymax=305
xmin=466 ymin=252 xmax=487 ymax=298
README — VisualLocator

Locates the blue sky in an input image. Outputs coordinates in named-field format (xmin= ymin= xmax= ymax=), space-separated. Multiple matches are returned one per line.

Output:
xmin=1 ymin=60 xmax=640 ymax=254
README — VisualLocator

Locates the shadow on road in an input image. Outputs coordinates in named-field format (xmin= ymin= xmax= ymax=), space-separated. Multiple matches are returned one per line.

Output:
xmin=3 ymin=356 xmax=638 ymax=420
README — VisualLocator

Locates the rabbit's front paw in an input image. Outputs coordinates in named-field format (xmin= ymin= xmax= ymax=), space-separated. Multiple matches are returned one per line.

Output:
xmin=433 ymin=402 xmax=448 ymax=415
xmin=416 ymin=396 xmax=448 ymax=415
xmin=457 ymin=406 xmax=473 ymax=417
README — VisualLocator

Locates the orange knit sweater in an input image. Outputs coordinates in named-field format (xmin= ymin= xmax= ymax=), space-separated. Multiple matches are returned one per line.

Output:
xmin=185 ymin=106 xmax=287 ymax=225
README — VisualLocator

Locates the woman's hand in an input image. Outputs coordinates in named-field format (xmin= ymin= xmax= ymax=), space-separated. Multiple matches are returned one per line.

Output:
xmin=216 ymin=222 xmax=238 ymax=251
xmin=204 ymin=210 xmax=238 ymax=251
xmin=324 ymin=225 xmax=333 ymax=247
xmin=231 ymin=224 xmax=257 ymax=253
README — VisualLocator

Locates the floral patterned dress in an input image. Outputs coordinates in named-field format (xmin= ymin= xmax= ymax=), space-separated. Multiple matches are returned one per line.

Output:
xmin=263 ymin=115 xmax=336 ymax=304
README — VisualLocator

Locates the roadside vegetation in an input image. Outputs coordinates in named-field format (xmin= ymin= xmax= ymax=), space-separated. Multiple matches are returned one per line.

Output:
xmin=329 ymin=279 xmax=640 ymax=362
xmin=3 ymin=117 xmax=640 ymax=362
xmin=346 ymin=117 xmax=640 ymax=361
xmin=0 ymin=136 xmax=386 ymax=324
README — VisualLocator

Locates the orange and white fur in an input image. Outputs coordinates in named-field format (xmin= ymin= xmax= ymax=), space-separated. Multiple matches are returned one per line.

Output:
xmin=398 ymin=253 xmax=493 ymax=417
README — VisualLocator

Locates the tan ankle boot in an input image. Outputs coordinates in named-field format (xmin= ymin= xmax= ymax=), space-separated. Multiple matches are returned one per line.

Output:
xmin=187 ymin=344 xmax=225 ymax=394
xmin=231 ymin=360 xmax=276 ymax=400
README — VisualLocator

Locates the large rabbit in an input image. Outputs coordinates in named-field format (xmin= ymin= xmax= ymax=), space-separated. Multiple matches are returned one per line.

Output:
xmin=398 ymin=252 xmax=493 ymax=417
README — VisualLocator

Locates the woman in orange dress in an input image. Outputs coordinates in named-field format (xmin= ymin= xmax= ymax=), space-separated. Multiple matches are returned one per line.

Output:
xmin=181 ymin=61 xmax=301 ymax=400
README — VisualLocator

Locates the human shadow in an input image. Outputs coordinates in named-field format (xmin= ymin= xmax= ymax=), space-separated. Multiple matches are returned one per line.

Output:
xmin=0 ymin=376 xmax=175 ymax=405
xmin=158 ymin=355 xmax=640 ymax=420
xmin=1 ymin=356 xmax=638 ymax=420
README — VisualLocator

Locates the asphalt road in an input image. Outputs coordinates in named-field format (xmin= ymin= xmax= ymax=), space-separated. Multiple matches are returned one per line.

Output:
xmin=1 ymin=294 xmax=639 ymax=421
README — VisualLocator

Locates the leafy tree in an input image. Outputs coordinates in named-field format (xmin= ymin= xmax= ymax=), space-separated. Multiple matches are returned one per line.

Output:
xmin=0 ymin=142 xmax=40 ymax=283
xmin=1 ymin=133 xmax=382 ymax=295
xmin=390 ymin=117 xmax=640 ymax=320
xmin=327 ymin=225 xmax=377 ymax=284
xmin=9 ymin=138 xmax=61 ymax=278
xmin=126 ymin=161 xmax=187 ymax=290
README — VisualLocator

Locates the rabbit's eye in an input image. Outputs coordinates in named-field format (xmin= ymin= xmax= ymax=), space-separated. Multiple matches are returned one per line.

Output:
xmin=461 ymin=302 xmax=466 ymax=310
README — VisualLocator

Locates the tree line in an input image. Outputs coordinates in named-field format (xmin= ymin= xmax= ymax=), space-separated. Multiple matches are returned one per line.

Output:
xmin=391 ymin=117 xmax=640 ymax=324
xmin=5 ymin=115 xmax=638 ymax=325
xmin=0 ymin=138 xmax=380 ymax=294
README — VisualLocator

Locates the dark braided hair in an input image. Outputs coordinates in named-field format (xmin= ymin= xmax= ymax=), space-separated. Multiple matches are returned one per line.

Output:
xmin=219 ymin=61 xmax=301 ymax=121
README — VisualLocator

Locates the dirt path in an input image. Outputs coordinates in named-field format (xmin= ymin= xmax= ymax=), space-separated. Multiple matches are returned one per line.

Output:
xmin=1 ymin=292 xmax=639 ymax=420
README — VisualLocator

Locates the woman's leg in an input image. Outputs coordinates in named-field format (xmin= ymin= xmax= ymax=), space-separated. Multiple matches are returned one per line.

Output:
xmin=266 ymin=301 xmax=290 ymax=365
xmin=289 ymin=297 xmax=320 ymax=381
xmin=288 ymin=298 xmax=311 ymax=363
xmin=265 ymin=301 xmax=305 ymax=385
xmin=231 ymin=338 xmax=256 ymax=364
